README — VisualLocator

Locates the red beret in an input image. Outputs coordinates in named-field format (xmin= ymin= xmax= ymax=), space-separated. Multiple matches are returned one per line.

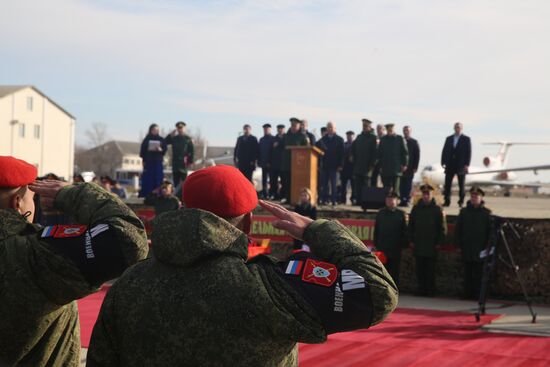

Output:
xmin=183 ymin=165 xmax=258 ymax=218
xmin=0 ymin=156 xmax=37 ymax=188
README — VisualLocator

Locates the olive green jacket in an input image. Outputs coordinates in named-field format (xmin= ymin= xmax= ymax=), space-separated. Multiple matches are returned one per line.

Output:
xmin=0 ymin=183 xmax=148 ymax=367
xmin=281 ymin=130 xmax=309 ymax=172
xmin=408 ymin=199 xmax=447 ymax=257
xmin=374 ymin=207 xmax=408 ymax=259
xmin=377 ymin=134 xmax=408 ymax=177
xmin=351 ymin=131 xmax=377 ymax=175
xmin=165 ymin=133 xmax=194 ymax=173
xmin=454 ymin=201 xmax=492 ymax=262
xmin=87 ymin=209 xmax=398 ymax=367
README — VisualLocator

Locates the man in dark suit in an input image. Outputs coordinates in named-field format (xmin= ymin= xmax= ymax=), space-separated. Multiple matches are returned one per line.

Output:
xmin=441 ymin=122 xmax=471 ymax=207
xmin=400 ymin=125 xmax=420 ymax=207
xmin=234 ymin=124 xmax=259 ymax=182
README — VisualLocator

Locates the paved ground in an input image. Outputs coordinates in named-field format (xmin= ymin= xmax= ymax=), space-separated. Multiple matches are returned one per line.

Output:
xmin=316 ymin=194 xmax=550 ymax=219
xmin=398 ymin=294 xmax=550 ymax=337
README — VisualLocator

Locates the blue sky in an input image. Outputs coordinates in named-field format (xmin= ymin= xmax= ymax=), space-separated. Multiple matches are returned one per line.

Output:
xmin=2 ymin=0 xmax=550 ymax=181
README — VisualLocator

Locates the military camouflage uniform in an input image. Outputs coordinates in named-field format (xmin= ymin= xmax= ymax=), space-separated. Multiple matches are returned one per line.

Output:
xmin=87 ymin=209 xmax=398 ymax=367
xmin=0 ymin=183 xmax=148 ymax=366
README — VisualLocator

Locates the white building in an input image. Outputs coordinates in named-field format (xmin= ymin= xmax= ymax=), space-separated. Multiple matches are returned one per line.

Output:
xmin=75 ymin=140 xmax=143 ymax=184
xmin=0 ymin=85 xmax=76 ymax=180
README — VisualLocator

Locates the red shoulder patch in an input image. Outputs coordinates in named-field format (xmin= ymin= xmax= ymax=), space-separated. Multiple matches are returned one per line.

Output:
xmin=53 ymin=225 xmax=87 ymax=238
xmin=301 ymin=259 xmax=338 ymax=287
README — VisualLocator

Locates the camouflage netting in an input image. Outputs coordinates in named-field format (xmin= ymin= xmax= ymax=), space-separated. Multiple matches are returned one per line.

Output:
xmin=271 ymin=209 xmax=550 ymax=304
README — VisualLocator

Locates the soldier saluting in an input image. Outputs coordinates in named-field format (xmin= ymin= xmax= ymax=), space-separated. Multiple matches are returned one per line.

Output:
xmin=87 ymin=165 xmax=398 ymax=366
xmin=0 ymin=156 xmax=148 ymax=366
xmin=165 ymin=121 xmax=194 ymax=189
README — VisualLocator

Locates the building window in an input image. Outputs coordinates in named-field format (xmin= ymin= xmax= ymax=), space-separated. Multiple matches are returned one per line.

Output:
xmin=123 ymin=159 xmax=130 ymax=164
xmin=18 ymin=123 xmax=25 ymax=138
xmin=34 ymin=125 xmax=40 ymax=139
xmin=27 ymin=97 xmax=33 ymax=111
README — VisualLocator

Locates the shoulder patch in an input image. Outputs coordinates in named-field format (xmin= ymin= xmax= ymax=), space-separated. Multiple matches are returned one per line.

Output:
xmin=41 ymin=225 xmax=57 ymax=238
xmin=53 ymin=225 xmax=87 ymax=238
xmin=301 ymin=259 xmax=338 ymax=287
xmin=341 ymin=269 xmax=366 ymax=291
xmin=285 ymin=260 xmax=304 ymax=275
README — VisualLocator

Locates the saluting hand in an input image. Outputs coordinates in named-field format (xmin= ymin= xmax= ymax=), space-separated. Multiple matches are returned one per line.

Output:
xmin=259 ymin=200 xmax=313 ymax=240
xmin=29 ymin=180 xmax=70 ymax=208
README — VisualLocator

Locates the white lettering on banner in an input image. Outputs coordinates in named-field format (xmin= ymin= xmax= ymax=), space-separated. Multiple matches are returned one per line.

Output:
xmin=85 ymin=232 xmax=95 ymax=259
xmin=341 ymin=270 xmax=365 ymax=291
xmin=334 ymin=284 xmax=344 ymax=312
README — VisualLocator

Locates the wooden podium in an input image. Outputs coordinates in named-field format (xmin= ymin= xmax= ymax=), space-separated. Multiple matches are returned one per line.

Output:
xmin=287 ymin=146 xmax=324 ymax=205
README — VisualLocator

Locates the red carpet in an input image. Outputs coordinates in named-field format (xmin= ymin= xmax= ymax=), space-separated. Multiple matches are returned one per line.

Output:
xmin=79 ymin=291 xmax=550 ymax=366
xmin=299 ymin=308 xmax=550 ymax=367
xmin=78 ymin=287 xmax=109 ymax=348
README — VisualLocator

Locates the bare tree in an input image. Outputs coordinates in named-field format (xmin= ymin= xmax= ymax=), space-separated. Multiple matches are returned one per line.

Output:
xmin=85 ymin=122 xmax=109 ymax=148
xmin=188 ymin=127 xmax=208 ymax=167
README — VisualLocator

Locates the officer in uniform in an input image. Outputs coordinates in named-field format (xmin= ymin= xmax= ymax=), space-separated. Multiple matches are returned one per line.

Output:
xmin=377 ymin=123 xmax=409 ymax=194
xmin=374 ymin=189 xmax=408 ymax=286
xmin=351 ymin=119 xmax=377 ymax=205
xmin=454 ymin=186 xmax=492 ymax=299
xmin=258 ymin=123 xmax=275 ymax=198
xmin=269 ymin=124 xmax=286 ymax=199
xmin=281 ymin=118 xmax=309 ymax=203
xmin=88 ymin=165 xmax=398 ymax=367
xmin=234 ymin=124 xmax=259 ymax=182
xmin=408 ymin=184 xmax=447 ymax=296
xmin=0 ymin=156 xmax=148 ymax=366
xmin=340 ymin=130 xmax=355 ymax=204
xmin=165 ymin=121 xmax=195 ymax=189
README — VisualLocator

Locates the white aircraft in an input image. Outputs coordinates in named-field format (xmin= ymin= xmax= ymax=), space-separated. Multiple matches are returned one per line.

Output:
xmin=420 ymin=142 xmax=550 ymax=189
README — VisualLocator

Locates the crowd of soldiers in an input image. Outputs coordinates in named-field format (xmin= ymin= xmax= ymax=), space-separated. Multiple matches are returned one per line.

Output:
xmin=234 ymin=117 xmax=421 ymax=206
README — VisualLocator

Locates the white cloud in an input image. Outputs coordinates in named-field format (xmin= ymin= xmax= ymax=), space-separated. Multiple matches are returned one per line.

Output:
xmin=2 ymin=0 xmax=550 ymax=179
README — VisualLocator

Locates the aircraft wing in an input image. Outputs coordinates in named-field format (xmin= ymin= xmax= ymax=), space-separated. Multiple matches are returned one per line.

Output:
xmin=468 ymin=164 xmax=550 ymax=175
xmin=467 ymin=179 xmax=544 ymax=188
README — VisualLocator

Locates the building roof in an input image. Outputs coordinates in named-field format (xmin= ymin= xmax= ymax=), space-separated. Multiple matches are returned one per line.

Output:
xmin=85 ymin=140 xmax=141 ymax=156
xmin=0 ymin=85 xmax=75 ymax=119
xmin=114 ymin=141 xmax=141 ymax=155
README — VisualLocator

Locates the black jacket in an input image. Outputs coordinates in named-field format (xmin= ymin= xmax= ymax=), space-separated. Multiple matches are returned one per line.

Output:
xmin=404 ymin=138 xmax=420 ymax=177
xmin=234 ymin=135 xmax=259 ymax=169
xmin=320 ymin=134 xmax=345 ymax=170
xmin=270 ymin=134 xmax=285 ymax=171
xmin=258 ymin=134 xmax=275 ymax=168
xmin=441 ymin=134 xmax=471 ymax=174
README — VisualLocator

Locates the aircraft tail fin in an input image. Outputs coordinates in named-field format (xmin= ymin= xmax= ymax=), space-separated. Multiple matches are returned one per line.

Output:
xmin=482 ymin=142 xmax=550 ymax=166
